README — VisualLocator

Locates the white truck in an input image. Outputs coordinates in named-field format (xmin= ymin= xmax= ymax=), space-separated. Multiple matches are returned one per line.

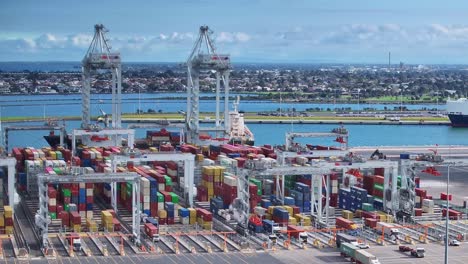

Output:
xmin=355 ymin=249 xmax=381 ymax=264
xmin=376 ymin=222 xmax=399 ymax=239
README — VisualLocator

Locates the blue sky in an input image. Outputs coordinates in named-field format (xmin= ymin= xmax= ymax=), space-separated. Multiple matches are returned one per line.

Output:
xmin=1 ymin=0 xmax=468 ymax=63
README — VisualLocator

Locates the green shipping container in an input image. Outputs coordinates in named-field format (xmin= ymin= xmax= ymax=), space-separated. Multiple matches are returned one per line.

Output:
xmin=170 ymin=193 xmax=179 ymax=204
xmin=362 ymin=203 xmax=374 ymax=212
xmin=49 ymin=212 xmax=57 ymax=219
xmin=249 ymin=178 xmax=263 ymax=195
xmin=64 ymin=204 xmax=70 ymax=212
xmin=373 ymin=183 xmax=384 ymax=191
xmin=62 ymin=189 xmax=71 ymax=197
xmin=53 ymin=168 xmax=62 ymax=174
xmin=340 ymin=242 xmax=358 ymax=258
xmin=164 ymin=176 xmax=173 ymax=186
xmin=157 ymin=192 xmax=164 ymax=202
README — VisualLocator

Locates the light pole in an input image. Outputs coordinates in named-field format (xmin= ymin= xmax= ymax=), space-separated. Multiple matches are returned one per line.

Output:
xmin=444 ymin=164 xmax=450 ymax=264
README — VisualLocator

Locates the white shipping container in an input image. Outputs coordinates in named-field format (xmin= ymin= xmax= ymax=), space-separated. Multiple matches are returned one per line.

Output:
xmin=158 ymin=202 xmax=164 ymax=210
xmin=49 ymin=198 xmax=56 ymax=206
xmin=332 ymin=180 xmax=338 ymax=188
xmin=79 ymin=211 xmax=86 ymax=219
xmin=86 ymin=211 xmax=93 ymax=219
xmin=223 ymin=175 xmax=237 ymax=186
xmin=422 ymin=206 xmax=434 ymax=214
xmin=415 ymin=196 xmax=421 ymax=203
xmin=143 ymin=202 xmax=150 ymax=210
xmin=158 ymin=183 xmax=165 ymax=191
xmin=103 ymin=167 xmax=112 ymax=173
xmin=181 ymin=217 xmax=190 ymax=225
xmin=422 ymin=199 xmax=434 ymax=208
xmin=86 ymin=189 xmax=93 ymax=196
xmin=143 ymin=195 xmax=150 ymax=203
xmin=79 ymin=183 xmax=86 ymax=188
xmin=332 ymin=186 xmax=338 ymax=194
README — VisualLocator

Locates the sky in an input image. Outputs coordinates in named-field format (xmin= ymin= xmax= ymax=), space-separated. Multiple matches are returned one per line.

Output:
xmin=1 ymin=0 xmax=468 ymax=64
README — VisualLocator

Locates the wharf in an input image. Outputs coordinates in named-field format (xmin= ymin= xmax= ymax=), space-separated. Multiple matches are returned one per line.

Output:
xmin=121 ymin=118 xmax=451 ymax=126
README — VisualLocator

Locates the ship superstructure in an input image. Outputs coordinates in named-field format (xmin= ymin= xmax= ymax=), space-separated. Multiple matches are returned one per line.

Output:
xmin=447 ymin=98 xmax=468 ymax=127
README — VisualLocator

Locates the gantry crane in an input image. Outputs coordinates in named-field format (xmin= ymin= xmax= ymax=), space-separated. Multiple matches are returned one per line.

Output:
xmin=185 ymin=25 xmax=231 ymax=144
xmin=73 ymin=24 xmax=134 ymax=153
xmin=81 ymin=24 xmax=122 ymax=129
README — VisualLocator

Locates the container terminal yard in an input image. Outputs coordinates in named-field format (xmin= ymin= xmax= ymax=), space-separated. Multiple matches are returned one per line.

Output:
xmin=1 ymin=25 xmax=468 ymax=264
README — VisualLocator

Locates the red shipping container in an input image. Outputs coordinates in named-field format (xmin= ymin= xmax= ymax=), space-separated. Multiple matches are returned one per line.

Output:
xmin=287 ymin=225 xmax=304 ymax=239
xmin=361 ymin=211 xmax=378 ymax=220
xmin=414 ymin=208 xmax=423 ymax=216
xmin=57 ymin=204 xmax=63 ymax=214
xmin=70 ymin=211 xmax=81 ymax=224
xmin=374 ymin=168 xmax=385 ymax=176
xmin=159 ymin=218 xmax=167 ymax=225
xmin=61 ymin=211 xmax=70 ymax=227
xmin=112 ymin=218 xmax=121 ymax=231
xmin=86 ymin=196 xmax=93 ymax=203
xmin=48 ymin=205 xmax=56 ymax=212
xmin=440 ymin=192 xmax=452 ymax=201
xmin=5 ymin=217 xmax=13 ymax=226
xmin=374 ymin=175 xmax=384 ymax=185
xmin=365 ymin=218 xmax=377 ymax=228
xmin=85 ymin=183 xmax=93 ymax=189
xmin=335 ymin=217 xmax=356 ymax=230
xmin=48 ymin=187 xmax=57 ymax=198
xmin=167 ymin=218 xmax=175 ymax=225
xmin=373 ymin=189 xmax=383 ymax=198
xmin=144 ymin=223 xmax=158 ymax=237
xmin=64 ymin=197 xmax=71 ymax=204
xmin=415 ymin=188 xmax=427 ymax=199
xmin=165 ymin=185 xmax=172 ymax=192
xmin=79 ymin=204 xmax=86 ymax=212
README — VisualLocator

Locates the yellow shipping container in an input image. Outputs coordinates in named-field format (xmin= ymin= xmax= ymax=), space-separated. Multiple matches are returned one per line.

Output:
xmin=214 ymin=174 xmax=221 ymax=182
xmin=288 ymin=217 xmax=297 ymax=225
xmin=189 ymin=217 xmax=196 ymax=225
xmin=354 ymin=209 xmax=363 ymax=218
xmin=149 ymin=147 xmax=158 ymax=153
xmin=188 ymin=208 xmax=197 ymax=218
xmin=73 ymin=224 xmax=81 ymax=233
xmin=342 ymin=210 xmax=353 ymax=220
xmin=0 ymin=213 xmax=4 ymax=227
xmin=267 ymin=206 xmax=276 ymax=214
xmin=196 ymin=154 xmax=204 ymax=162
xmin=158 ymin=209 xmax=168 ymax=219
xmin=213 ymin=166 xmax=223 ymax=176
xmin=4 ymin=206 xmax=13 ymax=218
xmin=5 ymin=226 xmax=13 ymax=235
xmin=294 ymin=214 xmax=312 ymax=226
xmin=105 ymin=223 xmax=114 ymax=232
xmin=282 ymin=206 xmax=293 ymax=215
xmin=202 ymin=222 xmax=212 ymax=230
xmin=386 ymin=214 xmax=394 ymax=223
xmin=86 ymin=218 xmax=98 ymax=232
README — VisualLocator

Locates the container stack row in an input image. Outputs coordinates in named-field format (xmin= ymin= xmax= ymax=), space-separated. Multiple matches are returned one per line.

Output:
xmin=0 ymin=206 xmax=13 ymax=234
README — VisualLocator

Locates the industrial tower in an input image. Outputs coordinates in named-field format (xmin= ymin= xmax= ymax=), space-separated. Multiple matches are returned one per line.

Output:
xmin=81 ymin=24 xmax=122 ymax=129
xmin=186 ymin=26 xmax=231 ymax=144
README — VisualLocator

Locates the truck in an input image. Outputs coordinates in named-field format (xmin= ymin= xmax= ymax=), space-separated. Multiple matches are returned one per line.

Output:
xmin=399 ymin=245 xmax=425 ymax=258
xmin=65 ymin=233 xmax=82 ymax=252
xmin=376 ymin=222 xmax=399 ymax=239
xmin=355 ymin=249 xmax=381 ymax=264
xmin=144 ymin=223 xmax=160 ymax=242
xmin=340 ymin=242 xmax=380 ymax=264
xmin=336 ymin=233 xmax=357 ymax=248
xmin=262 ymin=219 xmax=281 ymax=235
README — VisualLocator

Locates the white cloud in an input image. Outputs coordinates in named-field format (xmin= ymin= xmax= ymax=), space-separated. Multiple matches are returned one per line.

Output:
xmin=216 ymin=32 xmax=251 ymax=43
